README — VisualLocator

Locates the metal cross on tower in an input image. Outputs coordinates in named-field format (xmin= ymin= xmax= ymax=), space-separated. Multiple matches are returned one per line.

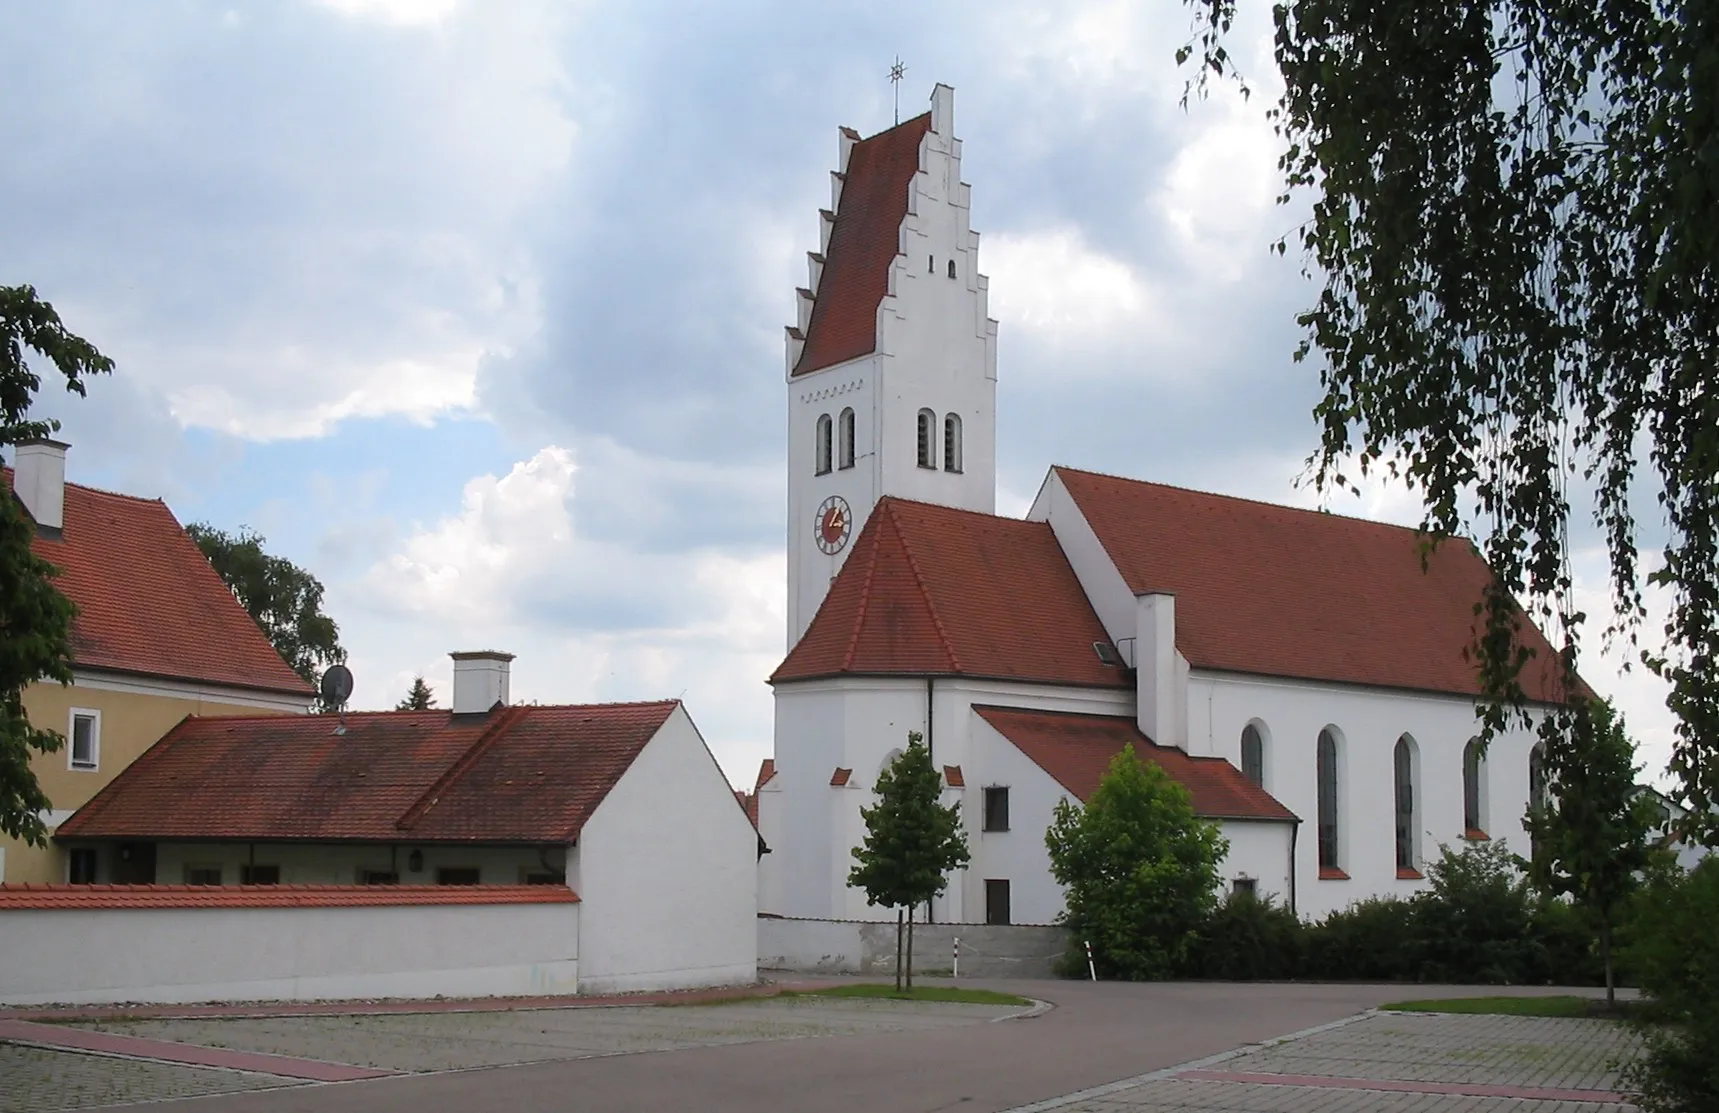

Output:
xmin=889 ymin=56 xmax=906 ymax=124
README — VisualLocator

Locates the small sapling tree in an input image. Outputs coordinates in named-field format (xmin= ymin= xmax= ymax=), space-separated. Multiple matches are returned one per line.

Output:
xmin=1526 ymin=698 xmax=1656 ymax=1007
xmin=849 ymin=732 xmax=970 ymax=991
xmin=1046 ymin=744 xmax=1228 ymax=979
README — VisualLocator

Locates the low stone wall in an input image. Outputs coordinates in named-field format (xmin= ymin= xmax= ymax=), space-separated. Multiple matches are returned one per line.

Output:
xmin=759 ymin=916 xmax=1067 ymax=979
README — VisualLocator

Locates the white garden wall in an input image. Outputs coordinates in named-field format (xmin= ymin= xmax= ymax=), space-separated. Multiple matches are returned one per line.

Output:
xmin=0 ymin=892 xmax=578 ymax=1006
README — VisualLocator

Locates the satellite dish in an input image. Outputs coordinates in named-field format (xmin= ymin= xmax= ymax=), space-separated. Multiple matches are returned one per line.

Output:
xmin=319 ymin=664 xmax=354 ymax=708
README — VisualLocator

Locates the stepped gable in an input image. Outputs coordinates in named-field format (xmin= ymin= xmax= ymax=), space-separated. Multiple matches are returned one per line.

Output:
xmin=1055 ymin=467 xmax=1573 ymax=702
xmin=790 ymin=112 xmax=933 ymax=376
xmin=772 ymin=497 xmax=1129 ymax=689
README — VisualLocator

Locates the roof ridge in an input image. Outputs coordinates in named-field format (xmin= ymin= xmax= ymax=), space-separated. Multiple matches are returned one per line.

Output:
xmin=857 ymin=109 xmax=932 ymax=144
xmin=2 ymin=466 xmax=168 ymax=507
xmin=56 ymin=714 xmax=195 ymax=835
xmin=1052 ymin=464 xmax=1466 ymax=542
xmin=883 ymin=499 xmax=963 ymax=672
xmin=396 ymin=705 xmax=529 ymax=832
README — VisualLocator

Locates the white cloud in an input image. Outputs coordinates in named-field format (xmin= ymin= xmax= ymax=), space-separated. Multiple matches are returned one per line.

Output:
xmin=1153 ymin=98 xmax=1284 ymax=282
xmin=985 ymin=227 xmax=1163 ymax=341
xmin=313 ymin=0 xmax=460 ymax=27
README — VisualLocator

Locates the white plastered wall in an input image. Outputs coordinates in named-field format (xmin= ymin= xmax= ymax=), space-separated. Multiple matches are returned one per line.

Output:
xmin=576 ymin=705 xmax=757 ymax=993
xmin=1188 ymin=669 xmax=1541 ymax=919
xmin=0 ymin=901 xmax=578 ymax=1006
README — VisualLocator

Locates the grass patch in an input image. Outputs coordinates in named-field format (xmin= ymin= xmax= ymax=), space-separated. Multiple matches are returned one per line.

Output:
xmin=1381 ymin=995 xmax=1625 ymax=1019
xmin=785 ymin=984 xmax=1033 ymax=1007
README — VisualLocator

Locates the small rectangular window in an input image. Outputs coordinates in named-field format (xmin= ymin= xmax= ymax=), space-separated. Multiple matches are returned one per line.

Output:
xmin=983 ymin=787 xmax=1010 ymax=832
xmin=436 ymin=867 xmax=481 ymax=885
xmin=184 ymin=864 xmax=223 ymax=886
xmin=1231 ymin=878 xmax=1257 ymax=897
xmin=521 ymin=871 xmax=564 ymax=886
xmin=985 ymin=879 xmax=1011 ymax=926
xmin=358 ymin=869 xmax=400 ymax=885
xmin=69 ymin=710 xmax=99 ymax=770
xmin=68 ymin=847 xmax=98 ymax=884
xmin=240 ymin=864 xmax=280 ymax=885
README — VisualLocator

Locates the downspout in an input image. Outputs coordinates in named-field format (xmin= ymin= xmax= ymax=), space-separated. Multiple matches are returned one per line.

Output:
xmin=1288 ymin=821 xmax=1300 ymax=916
xmin=926 ymin=676 xmax=936 ymax=925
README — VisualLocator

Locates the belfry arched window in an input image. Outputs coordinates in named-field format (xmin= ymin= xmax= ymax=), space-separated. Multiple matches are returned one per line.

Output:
xmin=943 ymin=414 xmax=963 ymax=473
xmin=1240 ymin=723 xmax=1264 ymax=787
xmin=1394 ymin=734 xmax=1418 ymax=873
xmin=1317 ymin=728 xmax=1341 ymax=873
xmin=917 ymin=409 xmax=936 ymax=469
xmin=815 ymin=414 xmax=832 ymax=475
xmin=1462 ymin=738 xmax=1487 ymax=837
xmin=838 ymin=408 xmax=855 ymax=469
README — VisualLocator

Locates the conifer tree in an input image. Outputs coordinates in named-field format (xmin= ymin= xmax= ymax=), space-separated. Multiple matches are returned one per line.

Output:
xmin=849 ymin=733 xmax=970 ymax=991
xmin=396 ymin=676 xmax=435 ymax=711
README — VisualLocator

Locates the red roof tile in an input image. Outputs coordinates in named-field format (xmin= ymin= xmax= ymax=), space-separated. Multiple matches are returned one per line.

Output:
xmin=974 ymin=705 xmax=1297 ymax=823
xmin=5 ymin=470 xmax=310 ymax=697
xmin=830 ymin=767 xmax=852 ymax=787
xmin=772 ymin=498 xmax=1129 ymax=689
xmin=753 ymin=758 xmax=776 ymax=793
xmin=55 ymin=701 xmax=680 ymax=843
xmin=1056 ymin=468 xmax=1572 ymax=702
xmin=792 ymin=113 xmax=933 ymax=376
xmin=943 ymin=764 xmax=965 ymax=788
xmin=0 ymin=884 xmax=577 ymax=910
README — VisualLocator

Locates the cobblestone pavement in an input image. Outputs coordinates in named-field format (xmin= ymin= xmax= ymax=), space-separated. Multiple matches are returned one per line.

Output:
xmin=71 ymin=995 xmax=1027 ymax=1074
xmin=0 ymin=1043 xmax=302 ymax=1113
xmin=1022 ymin=1011 xmax=1646 ymax=1113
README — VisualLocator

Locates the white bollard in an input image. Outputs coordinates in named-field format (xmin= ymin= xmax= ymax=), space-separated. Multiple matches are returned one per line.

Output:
xmin=1084 ymin=939 xmax=1096 ymax=982
xmin=953 ymin=937 xmax=960 ymax=981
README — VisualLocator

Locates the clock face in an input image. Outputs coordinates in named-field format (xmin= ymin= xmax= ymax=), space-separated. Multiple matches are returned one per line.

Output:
xmin=815 ymin=495 xmax=852 ymax=555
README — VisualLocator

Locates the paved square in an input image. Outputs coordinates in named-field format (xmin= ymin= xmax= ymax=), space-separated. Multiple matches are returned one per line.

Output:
xmin=69 ymin=995 xmax=1027 ymax=1074
xmin=0 ymin=1043 xmax=302 ymax=1113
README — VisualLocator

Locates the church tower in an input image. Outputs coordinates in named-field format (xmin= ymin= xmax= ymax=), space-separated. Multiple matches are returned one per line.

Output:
xmin=784 ymin=84 xmax=998 ymax=648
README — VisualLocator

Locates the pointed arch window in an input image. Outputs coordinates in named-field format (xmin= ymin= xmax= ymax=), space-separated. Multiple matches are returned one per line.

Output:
xmin=943 ymin=414 xmax=963 ymax=473
xmin=1394 ymin=735 xmax=1418 ymax=873
xmin=838 ymin=408 xmax=855 ymax=470
xmin=1462 ymin=738 xmax=1488 ymax=837
xmin=1528 ymin=743 xmax=1548 ymax=857
xmin=917 ymin=409 xmax=936 ymax=469
xmin=1240 ymin=723 xmax=1264 ymax=787
xmin=815 ymin=413 xmax=833 ymax=475
xmin=1316 ymin=728 xmax=1341 ymax=874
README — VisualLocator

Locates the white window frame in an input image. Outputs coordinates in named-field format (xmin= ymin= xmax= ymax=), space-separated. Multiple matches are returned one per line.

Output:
xmin=68 ymin=708 xmax=101 ymax=771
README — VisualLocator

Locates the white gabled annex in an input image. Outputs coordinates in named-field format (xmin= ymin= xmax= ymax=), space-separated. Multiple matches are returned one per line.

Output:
xmin=760 ymin=83 xmax=1571 ymax=932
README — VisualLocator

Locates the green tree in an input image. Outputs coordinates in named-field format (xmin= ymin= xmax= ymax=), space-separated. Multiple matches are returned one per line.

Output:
xmin=1622 ymin=860 xmax=1719 ymax=1113
xmin=1526 ymin=698 xmax=1656 ymax=1006
xmin=185 ymin=523 xmax=345 ymax=707
xmin=1046 ymin=744 xmax=1228 ymax=979
xmin=396 ymin=676 xmax=436 ymax=711
xmin=848 ymin=733 xmax=971 ymax=991
xmin=0 ymin=285 xmax=112 ymax=844
xmin=1179 ymin=2 xmax=1719 ymax=830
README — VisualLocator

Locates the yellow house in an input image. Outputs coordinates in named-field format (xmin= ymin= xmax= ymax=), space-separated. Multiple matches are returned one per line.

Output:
xmin=2 ymin=440 xmax=313 ymax=884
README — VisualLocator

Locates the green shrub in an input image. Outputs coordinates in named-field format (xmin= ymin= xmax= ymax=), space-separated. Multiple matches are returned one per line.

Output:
xmin=1620 ymin=859 xmax=1719 ymax=1113
xmin=1412 ymin=840 xmax=1551 ymax=984
xmin=1187 ymin=891 xmax=1306 ymax=980
xmin=1305 ymin=896 xmax=1417 ymax=980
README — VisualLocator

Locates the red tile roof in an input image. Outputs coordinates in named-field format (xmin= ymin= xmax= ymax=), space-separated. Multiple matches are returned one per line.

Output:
xmin=1055 ymin=467 xmax=1573 ymax=702
xmin=830 ymin=767 xmax=852 ymax=787
xmin=753 ymin=758 xmax=776 ymax=793
xmin=792 ymin=113 xmax=933 ymax=376
xmin=772 ymin=498 xmax=1129 ymax=689
xmin=974 ymin=705 xmax=1297 ymax=823
xmin=0 ymin=884 xmax=577 ymax=910
xmin=5 ymin=470 xmax=309 ymax=697
xmin=943 ymin=764 xmax=965 ymax=788
xmin=56 ymin=701 xmax=680 ymax=843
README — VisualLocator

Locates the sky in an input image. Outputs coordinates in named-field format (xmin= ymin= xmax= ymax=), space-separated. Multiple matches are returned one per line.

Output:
xmin=0 ymin=0 xmax=1680 ymax=790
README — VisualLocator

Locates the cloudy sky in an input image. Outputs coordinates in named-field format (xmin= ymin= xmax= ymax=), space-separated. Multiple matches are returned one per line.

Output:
xmin=2 ymin=0 xmax=1678 ymax=788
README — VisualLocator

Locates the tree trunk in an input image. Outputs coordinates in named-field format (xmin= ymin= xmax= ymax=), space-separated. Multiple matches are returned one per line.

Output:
xmin=906 ymin=905 xmax=916 ymax=992
xmin=895 ymin=907 xmax=904 ymax=992
xmin=1602 ymin=916 xmax=1614 ymax=1009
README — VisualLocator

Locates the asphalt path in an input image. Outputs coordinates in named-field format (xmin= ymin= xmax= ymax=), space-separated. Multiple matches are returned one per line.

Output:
xmin=137 ymin=981 xmax=1591 ymax=1113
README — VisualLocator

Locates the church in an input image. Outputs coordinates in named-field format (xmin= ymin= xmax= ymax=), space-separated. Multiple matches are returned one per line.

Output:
xmin=755 ymin=85 xmax=1567 ymax=926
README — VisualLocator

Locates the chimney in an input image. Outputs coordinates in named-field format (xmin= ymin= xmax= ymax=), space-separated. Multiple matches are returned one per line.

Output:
xmin=450 ymin=651 xmax=513 ymax=714
xmin=12 ymin=439 xmax=67 ymax=532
